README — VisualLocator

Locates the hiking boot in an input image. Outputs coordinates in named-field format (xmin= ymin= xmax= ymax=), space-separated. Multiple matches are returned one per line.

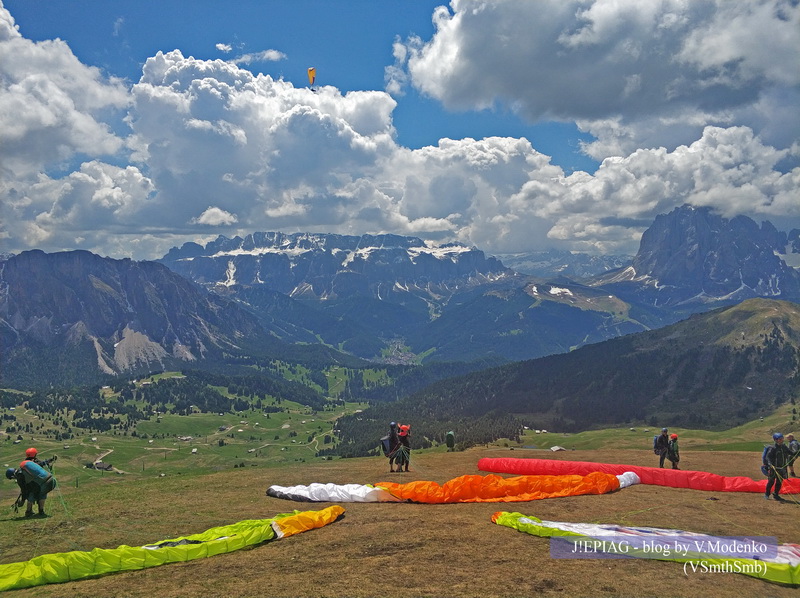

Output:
xmin=24 ymin=511 xmax=34 ymax=517
xmin=774 ymin=495 xmax=786 ymax=502
xmin=764 ymin=494 xmax=770 ymax=500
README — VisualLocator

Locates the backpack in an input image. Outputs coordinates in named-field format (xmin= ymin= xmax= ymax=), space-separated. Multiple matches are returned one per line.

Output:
xmin=761 ymin=445 xmax=771 ymax=476
xmin=380 ymin=435 xmax=391 ymax=457
xmin=653 ymin=435 xmax=659 ymax=454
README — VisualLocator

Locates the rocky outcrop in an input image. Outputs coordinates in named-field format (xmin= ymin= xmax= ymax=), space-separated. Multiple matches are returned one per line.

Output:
xmin=594 ymin=205 xmax=800 ymax=307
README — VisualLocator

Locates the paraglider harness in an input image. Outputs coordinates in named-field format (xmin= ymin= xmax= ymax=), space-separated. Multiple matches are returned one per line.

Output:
xmin=761 ymin=444 xmax=792 ymax=478
xmin=653 ymin=434 xmax=668 ymax=455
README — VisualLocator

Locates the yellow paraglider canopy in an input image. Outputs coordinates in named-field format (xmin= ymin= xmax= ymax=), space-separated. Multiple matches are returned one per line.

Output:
xmin=307 ymin=67 xmax=316 ymax=86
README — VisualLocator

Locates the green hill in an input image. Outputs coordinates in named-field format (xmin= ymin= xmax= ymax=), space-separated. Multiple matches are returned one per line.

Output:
xmin=330 ymin=299 xmax=800 ymax=456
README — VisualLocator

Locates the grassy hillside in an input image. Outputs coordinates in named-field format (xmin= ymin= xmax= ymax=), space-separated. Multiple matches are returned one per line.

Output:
xmin=347 ymin=299 xmax=800 ymax=442
xmin=1 ymin=407 xmax=798 ymax=598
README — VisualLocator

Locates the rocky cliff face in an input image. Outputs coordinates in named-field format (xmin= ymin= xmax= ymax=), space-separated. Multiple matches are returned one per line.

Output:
xmin=158 ymin=232 xmax=511 ymax=301
xmin=593 ymin=205 xmax=800 ymax=307
xmin=0 ymin=250 xmax=274 ymax=386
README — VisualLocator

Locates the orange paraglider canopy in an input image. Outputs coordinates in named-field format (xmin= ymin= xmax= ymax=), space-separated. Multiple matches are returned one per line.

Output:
xmin=374 ymin=472 xmax=620 ymax=503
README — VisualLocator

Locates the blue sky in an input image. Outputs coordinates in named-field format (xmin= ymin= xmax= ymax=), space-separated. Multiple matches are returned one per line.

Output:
xmin=1 ymin=0 xmax=798 ymax=260
xmin=6 ymin=0 xmax=598 ymax=172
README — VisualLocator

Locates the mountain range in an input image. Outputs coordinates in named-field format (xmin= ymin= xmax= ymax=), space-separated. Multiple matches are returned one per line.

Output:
xmin=157 ymin=232 xmax=648 ymax=363
xmin=0 ymin=249 xmax=360 ymax=388
xmin=1 ymin=205 xmax=799 ymax=391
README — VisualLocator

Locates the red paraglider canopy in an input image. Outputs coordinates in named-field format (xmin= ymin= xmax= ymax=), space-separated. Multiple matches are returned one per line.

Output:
xmin=478 ymin=458 xmax=800 ymax=494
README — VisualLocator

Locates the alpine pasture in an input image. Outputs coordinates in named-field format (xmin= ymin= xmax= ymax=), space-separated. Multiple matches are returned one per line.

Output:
xmin=1 ymin=401 xmax=798 ymax=597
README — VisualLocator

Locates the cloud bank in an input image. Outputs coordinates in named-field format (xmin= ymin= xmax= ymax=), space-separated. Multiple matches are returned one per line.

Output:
xmin=395 ymin=0 xmax=800 ymax=158
xmin=0 ymin=0 xmax=798 ymax=260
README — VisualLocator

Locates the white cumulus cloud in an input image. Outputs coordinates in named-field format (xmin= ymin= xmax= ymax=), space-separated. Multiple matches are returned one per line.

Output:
xmin=232 ymin=49 xmax=287 ymax=65
xmin=192 ymin=207 xmax=239 ymax=226
xmin=394 ymin=0 xmax=800 ymax=158
xmin=0 ymin=7 xmax=129 ymax=181
xmin=0 ymin=2 xmax=797 ymax=262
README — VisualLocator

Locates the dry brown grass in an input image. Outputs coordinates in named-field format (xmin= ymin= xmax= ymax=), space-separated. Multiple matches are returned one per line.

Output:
xmin=2 ymin=447 xmax=799 ymax=598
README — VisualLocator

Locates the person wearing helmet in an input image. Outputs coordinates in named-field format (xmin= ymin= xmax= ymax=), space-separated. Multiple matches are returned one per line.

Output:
xmin=18 ymin=447 xmax=57 ymax=517
xmin=667 ymin=433 xmax=680 ymax=470
xmin=764 ymin=433 xmax=791 ymax=501
xmin=23 ymin=447 xmax=56 ymax=470
xmin=654 ymin=428 xmax=670 ymax=468
xmin=395 ymin=424 xmax=411 ymax=472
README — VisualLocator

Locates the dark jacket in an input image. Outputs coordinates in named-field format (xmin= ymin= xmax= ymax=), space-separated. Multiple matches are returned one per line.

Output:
xmin=765 ymin=443 xmax=792 ymax=472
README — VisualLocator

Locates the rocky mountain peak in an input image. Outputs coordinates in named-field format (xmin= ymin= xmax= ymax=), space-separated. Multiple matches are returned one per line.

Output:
xmin=601 ymin=205 xmax=800 ymax=306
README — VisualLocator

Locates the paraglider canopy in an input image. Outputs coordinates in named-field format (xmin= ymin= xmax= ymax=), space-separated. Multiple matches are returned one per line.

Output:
xmin=307 ymin=67 xmax=316 ymax=86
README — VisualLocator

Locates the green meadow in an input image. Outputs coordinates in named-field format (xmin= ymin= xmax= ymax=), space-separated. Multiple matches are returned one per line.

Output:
xmin=2 ymin=374 xmax=795 ymax=492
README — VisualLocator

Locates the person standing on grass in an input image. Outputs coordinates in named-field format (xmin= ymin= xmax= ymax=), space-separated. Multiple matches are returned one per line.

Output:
xmin=387 ymin=422 xmax=401 ymax=473
xmin=18 ymin=448 xmax=57 ymax=517
xmin=786 ymin=433 xmax=799 ymax=477
xmin=654 ymin=428 xmax=670 ymax=468
xmin=764 ymin=433 xmax=791 ymax=501
xmin=395 ymin=424 xmax=411 ymax=472
xmin=667 ymin=433 xmax=680 ymax=470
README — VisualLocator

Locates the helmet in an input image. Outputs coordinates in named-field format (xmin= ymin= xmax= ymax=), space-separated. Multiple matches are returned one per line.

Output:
xmin=5 ymin=468 xmax=15 ymax=480
xmin=773 ymin=432 xmax=784 ymax=441
xmin=25 ymin=447 xmax=37 ymax=458
xmin=390 ymin=422 xmax=397 ymax=428
xmin=670 ymin=434 xmax=678 ymax=440
xmin=661 ymin=428 xmax=668 ymax=433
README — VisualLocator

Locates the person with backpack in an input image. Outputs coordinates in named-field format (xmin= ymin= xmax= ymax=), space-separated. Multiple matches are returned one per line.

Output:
xmin=17 ymin=447 xmax=57 ymax=517
xmin=385 ymin=422 xmax=401 ymax=473
xmin=786 ymin=433 xmax=799 ymax=478
xmin=667 ymin=433 xmax=680 ymax=470
xmin=654 ymin=428 xmax=670 ymax=468
xmin=764 ymin=433 xmax=791 ymax=501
